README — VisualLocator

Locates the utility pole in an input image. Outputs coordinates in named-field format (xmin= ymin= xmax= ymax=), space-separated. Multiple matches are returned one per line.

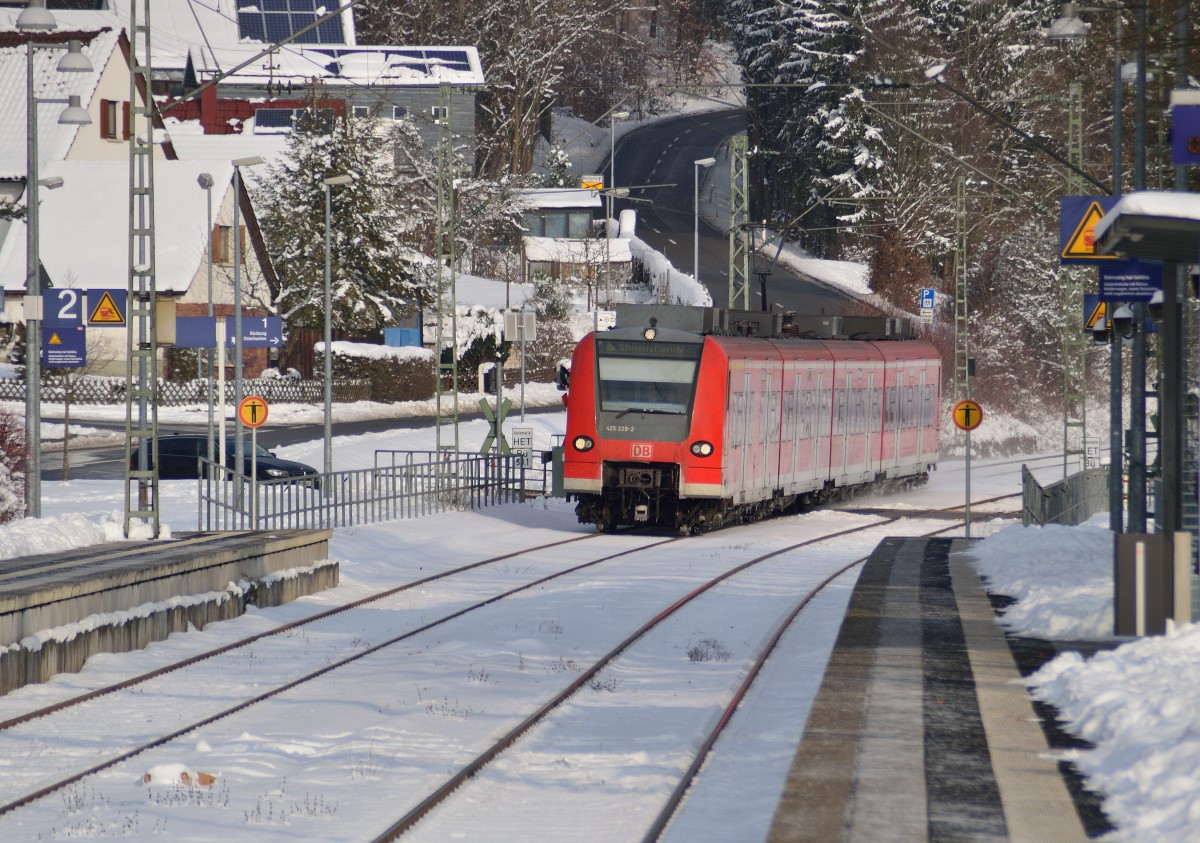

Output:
xmin=123 ymin=0 xmax=160 ymax=538
xmin=953 ymin=176 xmax=969 ymax=403
xmin=728 ymin=135 xmax=749 ymax=310
xmin=1062 ymin=83 xmax=1087 ymax=478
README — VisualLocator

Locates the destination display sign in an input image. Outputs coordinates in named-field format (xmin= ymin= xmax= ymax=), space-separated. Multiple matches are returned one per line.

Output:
xmin=597 ymin=340 xmax=702 ymax=359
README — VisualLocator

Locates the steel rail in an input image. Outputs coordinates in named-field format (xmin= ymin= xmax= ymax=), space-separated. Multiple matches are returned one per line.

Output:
xmin=373 ymin=494 xmax=1022 ymax=840
xmin=0 ymin=533 xmax=678 ymax=818
xmin=370 ymin=517 xmax=909 ymax=841
xmin=0 ymin=531 xmax=604 ymax=733
xmin=641 ymin=515 xmax=989 ymax=841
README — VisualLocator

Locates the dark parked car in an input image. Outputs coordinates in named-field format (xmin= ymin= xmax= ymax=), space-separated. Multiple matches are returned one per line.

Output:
xmin=130 ymin=434 xmax=321 ymax=485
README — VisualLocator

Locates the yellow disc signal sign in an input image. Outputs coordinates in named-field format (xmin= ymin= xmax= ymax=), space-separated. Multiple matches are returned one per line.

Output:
xmin=952 ymin=399 xmax=984 ymax=432
xmin=237 ymin=395 xmax=269 ymax=429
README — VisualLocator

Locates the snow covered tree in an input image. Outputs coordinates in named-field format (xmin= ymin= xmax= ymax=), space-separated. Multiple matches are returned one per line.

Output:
xmin=253 ymin=106 xmax=429 ymax=333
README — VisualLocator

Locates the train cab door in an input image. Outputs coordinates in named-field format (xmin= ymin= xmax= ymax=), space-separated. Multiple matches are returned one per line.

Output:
xmin=916 ymin=368 xmax=926 ymax=461
xmin=815 ymin=368 xmax=831 ymax=484
xmin=892 ymin=369 xmax=904 ymax=472
xmin=864 ymin=370 xmax=875 ymax=480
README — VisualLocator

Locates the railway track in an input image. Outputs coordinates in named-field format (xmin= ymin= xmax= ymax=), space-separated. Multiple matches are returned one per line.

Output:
xmin=0 ymin=530 xmax=679 ymax=817
xmin=0 ymin=495 xmax=1021 ymax=837
xmin=371 ymin=497 xmax=1016 ymax=841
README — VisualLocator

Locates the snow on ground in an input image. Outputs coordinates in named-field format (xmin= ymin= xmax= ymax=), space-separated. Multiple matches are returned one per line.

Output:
xmin=969 ymin=515 xmax=1200 ymax=841
xmin=0 ymin=403 xmax=1192 ymax=839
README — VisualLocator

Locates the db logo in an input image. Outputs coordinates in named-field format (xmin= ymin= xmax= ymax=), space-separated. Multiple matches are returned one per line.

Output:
xmin=631 ymin=443 xmax=654 ymax=459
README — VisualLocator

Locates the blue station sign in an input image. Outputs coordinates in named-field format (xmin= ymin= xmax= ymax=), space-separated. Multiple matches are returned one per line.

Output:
xmin=1171 ymin=104 xmax=1200 ymax=166
xmin=42 ymin=323 xmax=86 ymax=368
xmin=1099 ymin=260 xmax=1162 ymax=302
xmin=175 ymin=316 xmax=217 ymax=349
xmin=226 ymin=316 xmax=283 ymax=349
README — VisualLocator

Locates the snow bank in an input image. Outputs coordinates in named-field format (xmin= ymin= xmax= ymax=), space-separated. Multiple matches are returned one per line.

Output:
xmin=627 ymin=234 xmax=712 ymax=307
xmin=1031 ymin=625 xmax=1200 ymax=841
xmin=969 ymin=520 xmax=1113 ymax=640
xmin=0 ymin=511 xmax=159 ymax=561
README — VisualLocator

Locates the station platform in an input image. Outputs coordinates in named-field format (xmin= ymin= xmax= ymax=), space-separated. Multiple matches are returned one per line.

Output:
xmin=0 ymin=529 xmax=336 ymax=696
xmin=768 ymin=536 xmax=1111 ymax=843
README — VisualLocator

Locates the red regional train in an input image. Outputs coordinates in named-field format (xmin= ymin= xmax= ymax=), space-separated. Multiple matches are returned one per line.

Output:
xmin=561 ymin=306 xmax=941 ymax=532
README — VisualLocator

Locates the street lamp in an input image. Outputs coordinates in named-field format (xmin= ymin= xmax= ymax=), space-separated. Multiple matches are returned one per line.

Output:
xmin=602 ymin=187 xmax=629 ymax=307
xmin=1046 ymin=1 xmax=1143 ymax=533
xmin=197 ymin=172 xmax=215 ymax=466
xmin=609 ymin=110 xmax=629 ymax=191
xmin=693 ymin=157 xmax=717 ymax=286
xmin=230 ymin=155 xmax=264 ymax=500
xmin=322 ymin=173 xmax=352 ymax=486
xmin=19 ymin=8 xmax=93 ymax=518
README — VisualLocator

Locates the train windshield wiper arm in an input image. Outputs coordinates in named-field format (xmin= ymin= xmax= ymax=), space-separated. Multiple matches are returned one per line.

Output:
xmin=614 ymin=408 xmax=677 ymax=418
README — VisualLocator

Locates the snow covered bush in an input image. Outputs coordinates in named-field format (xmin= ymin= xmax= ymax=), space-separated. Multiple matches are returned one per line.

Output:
xmin=0 ymin=406 xmax=25 ymax=523
xmin=316 ymin=341 xmax=435 ymax=403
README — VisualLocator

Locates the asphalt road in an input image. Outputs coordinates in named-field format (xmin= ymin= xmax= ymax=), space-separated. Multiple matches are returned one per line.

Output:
xmin=610 ymin=109 xmax=855 ymax=315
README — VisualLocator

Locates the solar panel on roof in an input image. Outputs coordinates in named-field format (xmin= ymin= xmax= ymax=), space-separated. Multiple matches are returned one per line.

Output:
xmin=236 ymin=0 xmax=345 ymax=45
xmin=255 ymin=109 xmax=294 ymax=128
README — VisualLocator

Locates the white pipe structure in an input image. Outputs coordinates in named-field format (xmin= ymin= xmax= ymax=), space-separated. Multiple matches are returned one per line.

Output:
xmin=197 ymin=172 xmax=214 ymax=467
xmin=693 ymin=157 xmax=717 ymax=287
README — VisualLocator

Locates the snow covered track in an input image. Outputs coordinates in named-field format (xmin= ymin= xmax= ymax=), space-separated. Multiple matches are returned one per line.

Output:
xmin=375 ymin=511 xmax=985 ymax=842
xmin=0 ymin=531 xmax=671 ymax=821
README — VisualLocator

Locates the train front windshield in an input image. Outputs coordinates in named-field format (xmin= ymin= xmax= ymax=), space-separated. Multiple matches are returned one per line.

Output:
xmin=595 ymin=338 xmax=702 ymax=415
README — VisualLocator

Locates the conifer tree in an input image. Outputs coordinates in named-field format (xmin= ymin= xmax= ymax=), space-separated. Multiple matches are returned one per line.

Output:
xmin=254 ymin=107 xmax=429 ymax=333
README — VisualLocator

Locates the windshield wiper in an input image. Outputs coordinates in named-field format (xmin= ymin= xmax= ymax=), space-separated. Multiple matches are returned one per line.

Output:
xmin=614 ymin=408 xmax=678 ymax=419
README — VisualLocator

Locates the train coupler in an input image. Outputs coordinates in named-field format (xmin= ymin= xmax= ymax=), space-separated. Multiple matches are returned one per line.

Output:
xmin=634 ymin=504 xmax=650 ymax=522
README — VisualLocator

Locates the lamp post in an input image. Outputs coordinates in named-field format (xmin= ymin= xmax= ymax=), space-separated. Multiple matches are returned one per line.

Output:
xmin=608 ymin=110 xmax=629 ymax=192
xmin=18 ymin=3 xmax=92 ymax=518
xmin=197 ymin=172 xmax=215 ymax=467
xmin=693 ymin=157 xmax=717 ymax=286
xmin=1047 ymin=1 xmax=1141 ymax=533
xmin=602 ymin=188 xmax=629 ymax=307
xmin=230 ymin=156 xmax=263 ymax=503
xmin=322 ymin=173 xmax=351 ymax=486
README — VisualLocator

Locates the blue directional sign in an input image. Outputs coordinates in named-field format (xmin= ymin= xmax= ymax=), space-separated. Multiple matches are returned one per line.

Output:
xmin=42 ymin=323 xmax=86 ymax=368
xmin=919 ymin=288 xmax=935 ymax=310
xmin=226 ymin=316 xmax=283 ymax=349
xmin=1099 ymin=260 xmax=1162 ymax=302
xmin=175 ymin=316 xmax=217 ymax=349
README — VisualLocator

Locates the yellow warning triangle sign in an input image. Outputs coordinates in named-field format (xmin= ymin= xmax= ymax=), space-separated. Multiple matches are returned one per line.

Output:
xmin=88 ymin=291 xmax=125 ymax=325
xmin=1085 ymin=301 xmax=1107 ymax=330
xmin=1062 ymin=200 xmax=1118 ymax=260
xmin=48 ymin=332 xmax=62 ymax=345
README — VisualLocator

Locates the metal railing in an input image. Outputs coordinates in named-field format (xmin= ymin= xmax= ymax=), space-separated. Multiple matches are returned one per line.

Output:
xmin=199 ymin=451 xmax=526 ymax=531
xmin=1022 ymin=464 xmax=1110 ymax=527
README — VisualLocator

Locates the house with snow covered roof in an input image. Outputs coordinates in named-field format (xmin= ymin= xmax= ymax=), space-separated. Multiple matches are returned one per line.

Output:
xmin=0 ymin=1 xmax=485 ymax=155
xmin=0 ymin=20 xmax=277 ymax=377
xmin=518 ymin=188 xmax=632 ymax=303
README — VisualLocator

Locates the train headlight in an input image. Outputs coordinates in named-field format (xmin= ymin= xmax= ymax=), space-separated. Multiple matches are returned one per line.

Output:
xmin=643 ymin=326 xmax=657 ymax=341
xmin=690 ymin=440 xmax=714 ymax=457
xmin=572 ymin=435 xmax=595 ymax=452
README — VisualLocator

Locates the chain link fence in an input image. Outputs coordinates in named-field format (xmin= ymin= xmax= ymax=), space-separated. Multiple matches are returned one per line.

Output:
xmin=0 ymin=377 xmax=371 ymax=406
